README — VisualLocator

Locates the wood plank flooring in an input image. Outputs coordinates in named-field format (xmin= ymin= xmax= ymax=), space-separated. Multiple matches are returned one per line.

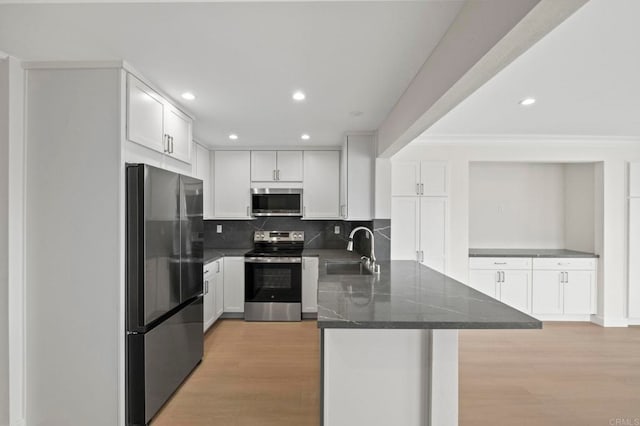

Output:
xmin=152 ymin=320 xmax=640 ymax=426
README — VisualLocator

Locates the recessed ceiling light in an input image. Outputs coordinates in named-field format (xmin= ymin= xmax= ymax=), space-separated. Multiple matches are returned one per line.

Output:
xmin=519 ymin=97 xmax=536 ymax=106
xmin=181 ymin=92 xmax=196 ymax=101
xmin=301 ymin=134 xmax=310 ymax=141
xmin=349 ymin=110 xmax=363 ymax=117
xmin=292 ymin=91 xmax=306 ymax=101
xmin=229 ymin=134 xmax=238 ymax=140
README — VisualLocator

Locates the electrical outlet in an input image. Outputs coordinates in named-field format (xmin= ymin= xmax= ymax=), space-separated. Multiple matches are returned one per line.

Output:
xmin=334 ymin=226 xmax=340 ymax=234
xmin=216 ymin=224 xmax=222 ymax=233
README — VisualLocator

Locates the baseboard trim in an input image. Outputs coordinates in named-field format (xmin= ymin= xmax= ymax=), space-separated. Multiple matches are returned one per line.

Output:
xmin=221 ymin=312 xmax=244 ymax=319
xmin=302 ymin=312 xmax=318 ymax=320
xmin=591 ymin=315 xmax=629 ymax=327
xmin=11 ymin=418 xmax=26 ymax=426
xmin=626 ymin=318 xmax=640 ymax=326
xmin=535 ymin=314 xmax=591 ymax=322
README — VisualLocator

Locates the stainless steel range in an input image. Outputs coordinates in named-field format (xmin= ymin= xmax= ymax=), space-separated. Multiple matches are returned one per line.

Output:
xmin=244 ymin=231 xmax=304 ymax=321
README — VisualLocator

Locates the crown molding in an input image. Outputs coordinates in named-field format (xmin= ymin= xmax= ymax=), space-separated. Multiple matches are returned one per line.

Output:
xmin=413 ymin=133 xmax=640 ymax=146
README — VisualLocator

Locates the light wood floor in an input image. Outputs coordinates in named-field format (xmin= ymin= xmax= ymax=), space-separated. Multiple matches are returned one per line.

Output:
xmin=153 ymin=320 xmax=640 ymax=426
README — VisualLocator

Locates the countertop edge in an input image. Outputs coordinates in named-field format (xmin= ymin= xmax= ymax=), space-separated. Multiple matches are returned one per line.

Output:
xmin=316 ymin=320 xmax=543 ymax=330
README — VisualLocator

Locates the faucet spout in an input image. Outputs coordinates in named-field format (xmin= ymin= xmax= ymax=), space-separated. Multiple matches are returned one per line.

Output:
xmin=347 ymin=226 xmax=377 ymax=266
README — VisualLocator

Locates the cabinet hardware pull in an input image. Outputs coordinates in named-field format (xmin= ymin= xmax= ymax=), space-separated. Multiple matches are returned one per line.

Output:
xmin=204 ymin=280 xmax=208 ymax=294
xmin=277 ymin=169 xmax=280 ymax=180
xmin=420 ymin=251 xmax=424 ymax=263
xmin=496 ymin=271 xmax=500 ymax=283
xmin=303 ymin=206 xmax=306 ymax=217
xmin=170 ymin=136 xmax=174 ymax=153
xmin=558 ymin=273 xmax=563 ymax=310
xmin=416 ymin=183 xmax=420 ymax=195
xmin=494 ymin=262 xmax=507 ymax=265
xmin=204 ymin=269 xmax=209 ymax=274
xmin=420 ymin=183 xmax=424 ymax=195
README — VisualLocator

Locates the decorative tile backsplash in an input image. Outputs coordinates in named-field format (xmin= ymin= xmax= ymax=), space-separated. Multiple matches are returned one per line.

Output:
xmin=204 ymin=217 xmax=390 ymax=260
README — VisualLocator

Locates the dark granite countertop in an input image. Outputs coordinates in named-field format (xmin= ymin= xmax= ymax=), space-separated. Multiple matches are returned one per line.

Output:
xmin=316 ymin=258 xmax=542 ymax=330
xmin=204 ymin=248 xmax=251 ymax=264
xmin=469 ymin=248 xmax=599 ymax=258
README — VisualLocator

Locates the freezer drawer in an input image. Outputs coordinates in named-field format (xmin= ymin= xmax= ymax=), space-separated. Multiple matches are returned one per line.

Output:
xmin=126 ymin=297 xmax=203 ymax=425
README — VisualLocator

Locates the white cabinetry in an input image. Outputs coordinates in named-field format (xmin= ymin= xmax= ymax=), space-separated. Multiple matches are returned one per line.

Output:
xmin=532 ymin=258 xmax=596 ymax=317
xmin=629 ymin=163 xmax=640 ymax=323
xmin=468 ymin=258 xmax=532 ymax=313
xmin=303 ymin=151 xmax=341 ymax=219
xmin=193 ymin=143 xmax=213 ymax=219
xmin=392 ymin=161 xmax=447 ymax=196
xmin=223 ymin=256 xmax=245 ymax=313
xmin=302 ymin=257 xmax=319 ymax=313
xmin=213 ymin=151 xmax=252 ymax=219
xmin=204 ymin=258 xmax=225 ymax=331
xmin=391 ymin=161 xmax=447 ymax=273
xmin=340 ymin=134 xmax=375 ymax=220
xmin=203 ymin=260 xmax=216 ymax=331
xmin=126 ymin=74 xmax=192 ymax=164
xmin=251 ymin=150 xmax=303 ymax=182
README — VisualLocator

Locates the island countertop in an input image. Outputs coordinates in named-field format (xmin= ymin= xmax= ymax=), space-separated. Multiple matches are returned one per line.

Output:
xmin=317 ymin=259 xmax=542 ymax=330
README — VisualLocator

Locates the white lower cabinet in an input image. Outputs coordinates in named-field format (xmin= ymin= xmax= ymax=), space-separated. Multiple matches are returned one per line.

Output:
xmin=203 ymin=260 xmax=216 ymax=331
xmin=302 ymin=257 xmax=319 ymax=313
xmin=223 ymin=256 xmax=245 ymax=313
xmin=468 ymin=258 xmax=532 ymax=313
xmin=204 ymin=258 xmax=225 ymax=332
xmin=532 ymin=267 xmax=595 ymax=316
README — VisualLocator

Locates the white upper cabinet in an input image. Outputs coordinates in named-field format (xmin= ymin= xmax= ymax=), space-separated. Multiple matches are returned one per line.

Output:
xmin=127 ymin=74 xmax=165 ymax=153
xmin=126 ymin=73 xmax=193 ymax=164
xmin=251 ymin=150 xmax=303 ymax=182
xmin=193 ymin=143 xmax=213 ymax=219
xmin=163 ymin=104 xmax=192 ymax=164
xmin=392 ymin=161 xmax=447 ymax=196
xmin=303 ymin=151 xmax=340 ymax=219
xmin=251 ymin=151 xmax=278 ymax=181
xmin=214 ymin=151 xmax=252 ymax=219
xmin=277 ymin=151 xmax=303 ymax=181
xmin=342 ymin=134 xmax=375 ymax=220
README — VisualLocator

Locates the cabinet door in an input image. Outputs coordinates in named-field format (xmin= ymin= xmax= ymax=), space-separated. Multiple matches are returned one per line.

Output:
xmin=391 ymin=197 xmax=419 ymax=260
xmin=420 ymin=161 xmax=447 ymax=196
xmin=468 ymin=270 xmax=498 ymax=298
xmin=127 ymin=74 xmax=165 ymax=153
xmin=391 ymin=161 xmax=420 ymax=196
xmin=345 ymin=135 xmax=374 ymax=220
xmin=251 ymin=151 xmax=277 ymax=182
xmin=214 ymin=260 xmax=225 ymax=320
xmin=563 ymin=271 xmax=594 ymax=315
xmin=500 ymin=270 xmax=531 ymax=313
xmin=629 ymin=198 xmax=640 ymax=318
xmin=419 ymin=197 xmax=446 ymax=273
xmin=195 ymin=144 xmax=213 ymax=219
xmin=277 ymin=151 xmax=303 ymax=181
xmin=303 ymin=151 xmax=340 ymax=219
xmin=302 ymin=257 xmax=319 ymax=313
xmin=214 ymin=151 xmax=252 ymax=218
xmin=532 ymin=270 xmax=563 ymax=315
xmin=223 ymin=257 xmax=245 ymax=313
xmin=164 ymin=104 xmax=192 ymax=164
xmin=203 ymin=262 xmax=216 ymax=331
xmin=340 ymin=142 xmax=348 ymax=219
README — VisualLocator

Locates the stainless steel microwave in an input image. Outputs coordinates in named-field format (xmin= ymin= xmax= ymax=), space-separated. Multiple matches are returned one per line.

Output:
xmin=250 ymin=188 xmax=303 ymax=217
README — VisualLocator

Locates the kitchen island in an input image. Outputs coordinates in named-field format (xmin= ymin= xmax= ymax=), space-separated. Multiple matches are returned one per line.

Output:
xmin=317 ymin=258 xmax=541 ymax=426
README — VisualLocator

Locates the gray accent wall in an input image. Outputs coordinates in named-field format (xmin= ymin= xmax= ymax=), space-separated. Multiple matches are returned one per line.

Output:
xmin=204 ymin=218 xmax=391 ymax=260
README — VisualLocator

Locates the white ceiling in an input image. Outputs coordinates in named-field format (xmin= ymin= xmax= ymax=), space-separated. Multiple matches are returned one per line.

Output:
xmin=423 ymin=0 xmax=640 ymax=139
xmin=0 ymin=1 xmax=465 ymax=147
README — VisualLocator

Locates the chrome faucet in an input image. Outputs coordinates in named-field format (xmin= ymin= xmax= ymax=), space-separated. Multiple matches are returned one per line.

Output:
xmin=347 ymin=226 xmax=380 ymax=274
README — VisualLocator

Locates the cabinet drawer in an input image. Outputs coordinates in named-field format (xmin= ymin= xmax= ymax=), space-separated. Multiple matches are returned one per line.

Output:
xmin=469 ymin=257 xmax=531 ymax=270
xmin=532 ymin=258 xmax=596 ymax=271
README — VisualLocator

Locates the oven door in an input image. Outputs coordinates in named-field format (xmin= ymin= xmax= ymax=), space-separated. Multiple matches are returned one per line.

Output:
xmin=244 ymin=257 xmax=302 ymax=303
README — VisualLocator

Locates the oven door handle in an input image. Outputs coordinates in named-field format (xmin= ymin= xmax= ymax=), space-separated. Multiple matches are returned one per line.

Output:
xmin=245 ymin=257 xmax=302 ymax=264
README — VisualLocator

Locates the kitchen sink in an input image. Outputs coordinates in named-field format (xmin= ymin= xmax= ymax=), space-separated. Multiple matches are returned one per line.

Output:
xmin=325 ymin=260 xmax=373 ymax=276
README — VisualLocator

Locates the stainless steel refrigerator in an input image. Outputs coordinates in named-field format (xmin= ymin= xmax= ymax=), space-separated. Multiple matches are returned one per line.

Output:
xmin=126 ymin=164 xmax=204 ymax=426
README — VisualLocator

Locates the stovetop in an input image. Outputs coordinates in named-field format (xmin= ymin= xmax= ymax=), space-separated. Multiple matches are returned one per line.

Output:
xmin=246 ymin=230 xmax=305 ymax=257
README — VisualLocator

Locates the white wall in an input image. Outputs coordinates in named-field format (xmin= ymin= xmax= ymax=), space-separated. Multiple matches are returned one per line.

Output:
xmin=393 ymin=137 xmax=640 ymax=326
xmin=25 ymin=67 xmax=122 ymax=425
xmin=469 ymin=162 xmax=566 ymax=248
xmin=564 ymin=163 xmax=596 ymax=252
xmin=374 ymin=158 xmax=391 ymax=219
xmin=0 ymin=57 xmax=10 ymax=426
